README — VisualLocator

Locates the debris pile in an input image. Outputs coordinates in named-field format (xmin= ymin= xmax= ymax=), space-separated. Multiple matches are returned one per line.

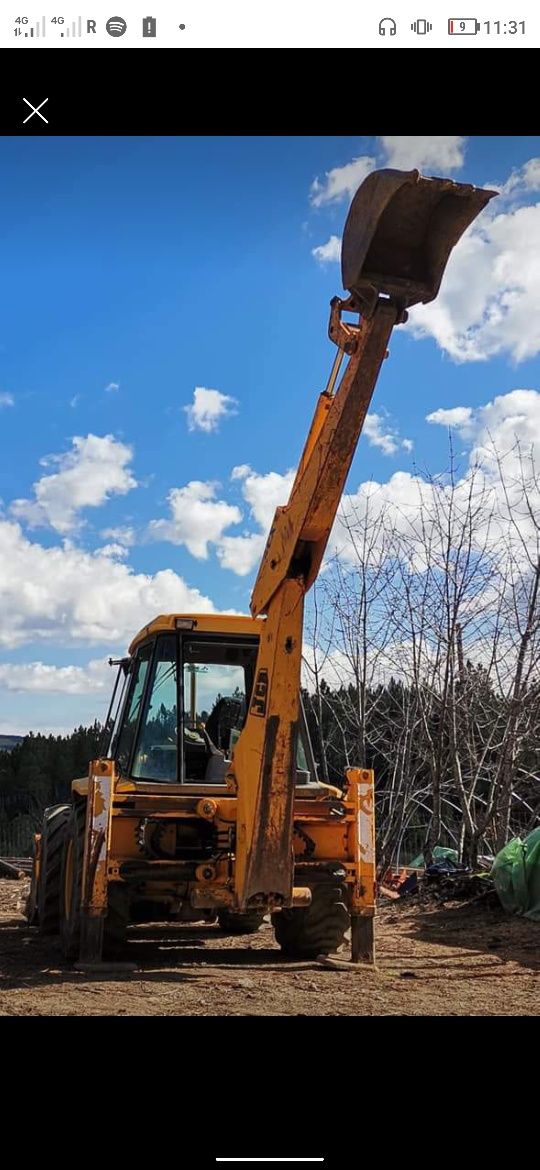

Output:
xmin=380 ymin=846 xmax=495 ymax=906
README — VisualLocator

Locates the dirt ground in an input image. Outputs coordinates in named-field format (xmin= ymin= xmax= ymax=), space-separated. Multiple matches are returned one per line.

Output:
xmin=0 ymin=877 xmax=538 ymax=1016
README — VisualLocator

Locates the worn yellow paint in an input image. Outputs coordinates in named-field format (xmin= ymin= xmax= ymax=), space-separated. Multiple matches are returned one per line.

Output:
xmin=69 ymin=658 xmax=374 ymax=927
xmin=196 ymin=798 xmax=218 ymax=820
xmin=33 ymin=173 xmax=498 ymax=947
xmin=82 ymin=759 xmax=116 ymax=917
xmin=346 ymin=768 xmax=376 ymax=917
xmin=116 ymin=311 xmax=394 ymax=916
xmin=232 ymin=576 xmax=304 ymax=906
xmin=129 ymin=612 xmax=263 ymax=655
xmin=251 ymin=307 xmax=396 ymax=617
xmin=225 ymin=306 xmax=395 ymax=909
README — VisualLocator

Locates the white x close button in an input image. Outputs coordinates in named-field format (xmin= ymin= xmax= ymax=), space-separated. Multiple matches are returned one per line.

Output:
xmin=22 ymin=98 xmax=49 ymax=124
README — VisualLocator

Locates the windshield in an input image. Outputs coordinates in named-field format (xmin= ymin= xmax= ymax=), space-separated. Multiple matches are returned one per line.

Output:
xmin=114 ymin=632 xmax=318 ymax=786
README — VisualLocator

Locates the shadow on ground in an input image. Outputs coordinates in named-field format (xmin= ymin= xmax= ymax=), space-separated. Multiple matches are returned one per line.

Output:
xmin=381 ymin=896 xmax=540 ymax=973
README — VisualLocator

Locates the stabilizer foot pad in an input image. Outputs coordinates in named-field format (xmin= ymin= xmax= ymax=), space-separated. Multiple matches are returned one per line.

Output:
xmin=316 ymin=954 xmax=375 ymax=971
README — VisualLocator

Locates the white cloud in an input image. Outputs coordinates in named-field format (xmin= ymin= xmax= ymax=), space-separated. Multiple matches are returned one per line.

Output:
xmin=493 ymin=158 xmax=540 ymax=199
xmin=522 ymin=158 xmax=540 ymax=190
xmin=183 ymin=386 xmax=238 ymax=433
xmin=148 ymin=481 xmax=241 ymax=558
xmin=0 ymin=658 xmax=110 ymax=695
xmin=310 ymin=156 xmax=376 ymax=208
xmin=302 ymin=642 xmax=357 ymax=694
xmin=0 ymin=392 xmax=14 ymax=408
xmin=105 ymin=381 xmax=119 ymax=393
xmin=101 ymin=525 xmax=135 ymax=547
xmin=231 ymin=465 xmax=296 ymax=532
xmin=143 ymin=465 xmax=295 ymax=576
xmin=309 ymin=138 xmax=465 ymax=271
xmin=142 ymin=464 xmax=297 ymax=577
xmin=217 ymin=532 xmax=267 ymax=576
xmin=409 ymin=174 xmax=540 ymax=363
xmin=95 ymin=542 xmax=129 ymax=559
xmin=310 ymin=139 xmax=466 ymax=218
xmin=302 ymin=388 xmax=540 ymax=702
xmin=363 ymin=412 xmax=413 ymax=457
xmin=10 ymin=434 xmax=137 ymax=534
xmin=427 ymin=406 xmax=474 ymax=431
xmin=217 ymin=465 xmax=296 ymax=576
xmin=330 ymin=388 xmax=540 ymax=571
xmin=149 ymin=388 xmax=540 ymax=586
xmin=69 ymin=395 xmax=81 ymax=408
xmin=231 ymin=464 xmax=251 ymax=481
xmin=469 ymin=388 xmax=540 ymax=463
xmin=312 ymin=235 xmax=342 ymax=264
xmin=0 ymin=518 xmax=215 ymax=649
xmin=379 ymin=136 xmax=466 ymax=172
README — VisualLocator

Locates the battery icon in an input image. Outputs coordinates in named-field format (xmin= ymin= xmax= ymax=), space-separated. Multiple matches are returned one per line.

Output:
xmin=142 ymin=15 xmax=157 ymax=35
xmin=448 ymin=17 xmax=480 ymax=32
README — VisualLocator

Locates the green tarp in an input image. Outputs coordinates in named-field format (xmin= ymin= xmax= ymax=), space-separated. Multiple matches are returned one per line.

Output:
xmin=409 ymin=845 xmax=459 ymax=869
xmin=491 ymin=827 xmax=540 ymax=922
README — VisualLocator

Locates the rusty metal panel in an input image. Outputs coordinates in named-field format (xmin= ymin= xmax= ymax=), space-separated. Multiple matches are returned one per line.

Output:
xmin=233 ymin=577 xmax=305 ymax=907
xmin=251 ymin=304 xmax=396 ymax=617
xmin=342 ymin=168 xmax=497 ymax=313
xmin=82 ymin=759 xmax=115 ymax=917
xmin=346 ymin=767 xmax=376 ymax=918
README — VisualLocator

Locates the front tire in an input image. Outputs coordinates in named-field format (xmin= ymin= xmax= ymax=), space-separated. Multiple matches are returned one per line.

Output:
xmin=272 ymin=879 xmax=350 ymax=958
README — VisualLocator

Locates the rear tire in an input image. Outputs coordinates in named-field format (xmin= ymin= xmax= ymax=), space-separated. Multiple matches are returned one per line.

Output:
xmin=217 ymin=909 xmax=265 ymax=935
xmin=29 ymin=804 xmax=71 ymax=933
xmin=60 ymin=801 xmax=129 ymax=961
xmin=272 ymin=879 xmax=350 ymax=958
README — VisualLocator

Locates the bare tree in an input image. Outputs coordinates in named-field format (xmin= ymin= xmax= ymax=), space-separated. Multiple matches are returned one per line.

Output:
xmin=304 ymin=439 xmax=540 ymax=869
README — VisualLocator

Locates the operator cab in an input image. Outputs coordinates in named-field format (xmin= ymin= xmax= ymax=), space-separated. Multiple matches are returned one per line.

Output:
xmin=105 ymin=615 xmax=317 ymax=787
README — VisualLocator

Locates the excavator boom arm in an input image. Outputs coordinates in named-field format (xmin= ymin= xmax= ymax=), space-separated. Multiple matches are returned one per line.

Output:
xmin=229 ymin=168 xmax=497 ymax=909
xmin=251 ymin=298 xmax=398 ymax=618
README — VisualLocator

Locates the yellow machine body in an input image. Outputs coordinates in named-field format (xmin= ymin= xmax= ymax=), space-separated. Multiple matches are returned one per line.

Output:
xmin=30 ymin=167 xmax=495 ymax=967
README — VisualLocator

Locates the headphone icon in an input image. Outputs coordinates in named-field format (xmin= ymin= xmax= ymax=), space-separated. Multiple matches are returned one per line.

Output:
xmin=378 ymin=17 xmax=397 ymax=34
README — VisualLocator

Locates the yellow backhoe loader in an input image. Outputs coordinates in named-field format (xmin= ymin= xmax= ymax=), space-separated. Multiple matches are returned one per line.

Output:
xmin=27 ymin=168 xmax=496 ymax=968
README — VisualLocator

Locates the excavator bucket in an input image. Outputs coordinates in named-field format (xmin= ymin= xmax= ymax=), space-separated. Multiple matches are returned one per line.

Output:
xmin=342 ymin=168 xmax=497 ymax=315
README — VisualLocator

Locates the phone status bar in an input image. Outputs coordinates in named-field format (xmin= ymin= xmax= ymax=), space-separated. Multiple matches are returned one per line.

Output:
xmin=2 ymin=5 xmax=537 ymax=47
xmin=9 ymin=12 xmax=187 ymax=40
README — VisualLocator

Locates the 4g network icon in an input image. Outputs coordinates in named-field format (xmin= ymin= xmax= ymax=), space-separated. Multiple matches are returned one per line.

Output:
xmin=13 ymin=15 xmax=156 ymax=37
xmin=13 ymin=14 xmax=186 ymax=37
xmin=13 ymin=15 xmax=121 ymax=37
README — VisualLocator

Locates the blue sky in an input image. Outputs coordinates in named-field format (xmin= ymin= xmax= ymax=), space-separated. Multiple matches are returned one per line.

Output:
xmin=1 ymin=134 xmax=540 ymax=734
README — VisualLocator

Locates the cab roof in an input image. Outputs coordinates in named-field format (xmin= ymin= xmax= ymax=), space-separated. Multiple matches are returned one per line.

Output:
xmin=129 ymin=612 xmax=264 ymax=655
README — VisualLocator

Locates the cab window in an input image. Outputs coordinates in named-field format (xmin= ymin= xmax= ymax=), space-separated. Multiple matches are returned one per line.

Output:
xmin=115 ymin=644 xmax=152 ymax=775
xmin=132 ymin=635 xmax=178 ymax=782
xmin=182 ymin=638 xmax=257 ymax=783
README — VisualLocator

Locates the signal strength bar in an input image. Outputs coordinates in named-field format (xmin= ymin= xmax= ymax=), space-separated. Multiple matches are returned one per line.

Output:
xmin=15 ymin=15 xmax=46 ymax=37
xmin=61 ymin=17 xmax=83 ymax=36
